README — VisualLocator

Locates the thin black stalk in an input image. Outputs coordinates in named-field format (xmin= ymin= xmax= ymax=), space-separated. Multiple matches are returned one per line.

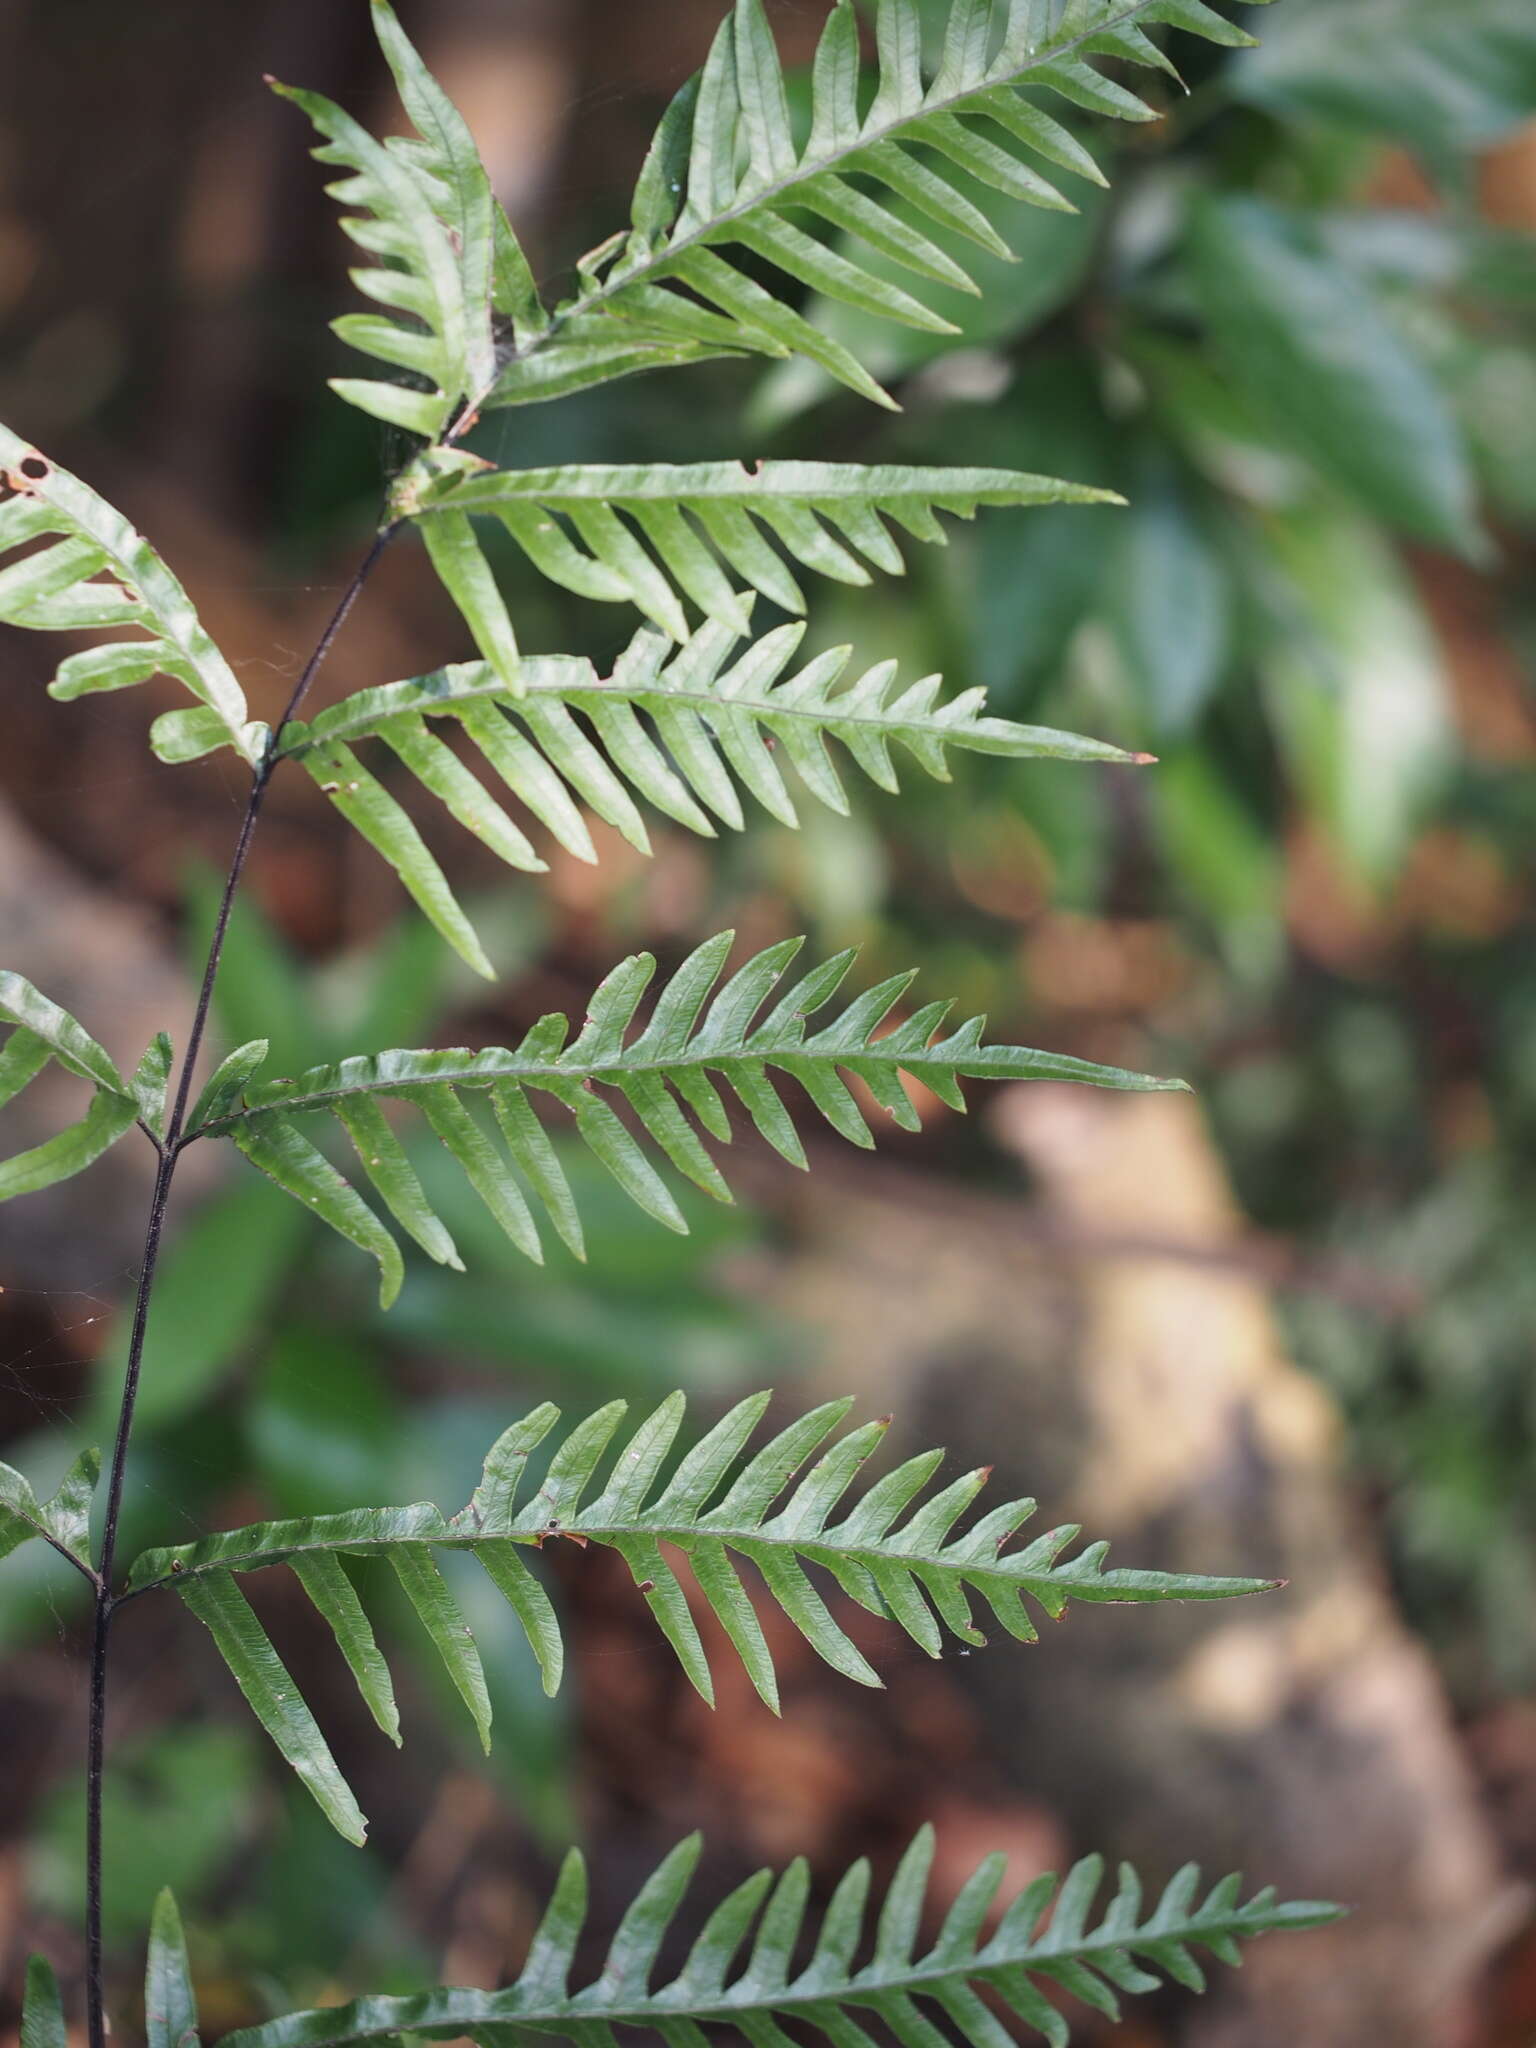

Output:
xmin=84 ymin=517 xmax=400 ymax=2048
xmin=159 ymin=520 xmax=400 ymax=1164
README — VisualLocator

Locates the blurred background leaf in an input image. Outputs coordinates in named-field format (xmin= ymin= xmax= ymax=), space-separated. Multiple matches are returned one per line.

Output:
xmin=1231 ymin=0 xmax=1536 ymax=158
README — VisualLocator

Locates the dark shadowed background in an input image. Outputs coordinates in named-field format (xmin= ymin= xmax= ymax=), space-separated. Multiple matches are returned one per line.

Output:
xmin=3 ymin=2 xmax=1536 ymax=2044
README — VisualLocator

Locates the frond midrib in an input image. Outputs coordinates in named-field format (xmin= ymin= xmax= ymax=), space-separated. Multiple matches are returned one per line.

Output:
xmin=221 ymin=1903 xmax=1298 ymax=2048
xmin=186 ymin=1040 xmax=1043 ymax=1138
xmin=129 ymin=1510 xmax=1262 ymax=1601
xmin=492 ymin=0 xmax=1168 ymax=378
xmin=434 ymin=462 xmax=1109 ymax=505
xmin=273 ymin=661 xmax=1011 ymax=753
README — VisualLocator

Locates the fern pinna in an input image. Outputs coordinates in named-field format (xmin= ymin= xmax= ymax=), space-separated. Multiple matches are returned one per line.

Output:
xmin=29 ymin=1836 xmax=1336 ymax=2048
xmin=0 ymin=0 xmax=1339 ymax=2042
xmin=187 ymin=929 xmax=1188 ymax=1298
xmin=123 ymin=1391 xmax=1276 ymax=1839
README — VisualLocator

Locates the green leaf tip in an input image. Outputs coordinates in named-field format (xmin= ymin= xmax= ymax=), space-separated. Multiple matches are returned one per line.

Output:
xmin=21 ymin=1955 xmax=66 ymax=2048
xmin=178 ymin=1568 xmax=369 ymax=1844
xmin=147 ymin=1887 xmax=202 ymax=2048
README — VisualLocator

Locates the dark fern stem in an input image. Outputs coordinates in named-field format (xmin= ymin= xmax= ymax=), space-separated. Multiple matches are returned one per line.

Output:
xmin=83 ymin=517 xmax=400 ymax=2048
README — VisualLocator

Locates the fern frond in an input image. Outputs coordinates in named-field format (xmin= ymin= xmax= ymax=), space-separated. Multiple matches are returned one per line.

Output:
xmin=396 ymin=451 xmax=1120 ymax=642
xmin=146 ymin=1890 xmax=202 ymax=2048
xmin=0 ymin=973 xmax=154 ymax=1200
xmin=0 ymin=428 xmax=263 ymax=767
xmin=487 ymin=0 xmax=1265 ymax=412
xmin=21 ymin=1954 xmax=67 ymax=2048
xmin=128 ymin=1393 xmax=1271 ymax=1828
xmin=1 ymin=1446 xmax=100 ymax=1576
xmin=218 ymin=1827 xmax=1340 ymax=2045
xmin=269 ymin=0 xmax=516 ymax=437
xmin=188 ymin=931 xmax=1186 ymax=1300
xmin=265 ymin=621 xmax=1147 ymax=972
xmin=366 ymin=0 xmax=549 ymax=349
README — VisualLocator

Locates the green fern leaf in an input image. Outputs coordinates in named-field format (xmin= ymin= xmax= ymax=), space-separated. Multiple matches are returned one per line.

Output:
xmin=132 ymin=1031 xmax=176 ymax=1143
xmin=397 ymin=452 xmax=1121 ymax=641
xmin=270 ymin=0 xmax=527 ymax=435
xmin=1 ymin=1447 xmax=101 ymax=1575
xmin=128 ymin=1393 xmax=1272 ymax=1828
xmin=146 ymin=1889 xmax=202 ymax=2048
xmin=0 ymin=428 xmax=263 ymax=766
xmin=285 ymin=736 xmax=499 ymax=981
xmin=370 ymin=0 xmax=551 ymax=346
xmin=265 ymin=621 xmax=1148 ymax=966
xmin=0 ymin=1084 xmax=140 ymax=1202
xmin=283 ymin=0 xmax=1271 ymax=419
xmin=177 ymin=1568 xmax=368 ymax=1845
xmin=487 ymin=0 xmax=1266 ymax=411
xmin=21 ymin=1955 xmax=67 ymax=2048
xmin=214 ymin=1827 xmax=1339 ymax=2045
xmin=187 ymin=1039 xmax=270 ymax=1134
xmin=0 ymin=973 xmax=151 ymax=1200
xmin=187 ymin=932 xmax=1185 ymax=1294
xmin=0 ymin=973 xmax=127 ymax=1095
